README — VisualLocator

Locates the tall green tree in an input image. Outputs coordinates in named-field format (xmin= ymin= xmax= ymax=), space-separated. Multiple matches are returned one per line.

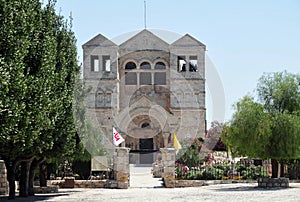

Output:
xmin=224 ymin=71 xmax=300 ymax=178
xmin=0 ymin=0 xmax=81 ymax=198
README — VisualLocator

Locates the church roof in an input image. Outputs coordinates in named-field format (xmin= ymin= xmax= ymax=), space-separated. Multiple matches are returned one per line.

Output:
xmin=112 ymin=29 xmax=182 ymax=45
xmin=171 ymin=34 xmax=206 ymax=49
xmin=82 ymin=34 xmax=117 ymax=47
xmin=119 ymin=29 xmax=170 ymax=51
xmin=83 ymin=29 xmax=206 ymax=48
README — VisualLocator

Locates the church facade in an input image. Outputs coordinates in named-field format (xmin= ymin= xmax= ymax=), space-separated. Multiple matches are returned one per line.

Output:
xmin=83 ymin=29 xmax=206 ymax=164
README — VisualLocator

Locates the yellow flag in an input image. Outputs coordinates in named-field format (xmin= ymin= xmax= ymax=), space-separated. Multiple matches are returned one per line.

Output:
xmin=174 ymin=133 xmax=182 ymax=151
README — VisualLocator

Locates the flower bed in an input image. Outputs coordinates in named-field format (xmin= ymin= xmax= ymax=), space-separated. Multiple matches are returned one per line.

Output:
xmin=175 ymin=162 xmax=269 ymax=181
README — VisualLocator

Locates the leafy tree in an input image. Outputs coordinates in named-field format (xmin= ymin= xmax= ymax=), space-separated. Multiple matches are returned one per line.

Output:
xmin=0 ymin=0 xmax=82 ymax=198
xmin=224 ymin=71 xmax=300 ymax=178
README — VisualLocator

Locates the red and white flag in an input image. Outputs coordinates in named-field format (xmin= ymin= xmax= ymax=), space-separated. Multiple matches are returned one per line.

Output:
xmin=112 ymin=127 xmax=125 ymax=146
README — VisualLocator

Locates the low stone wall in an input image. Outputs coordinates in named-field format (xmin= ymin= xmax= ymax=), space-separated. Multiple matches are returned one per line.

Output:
xmin=164 ymin=179 xmax=257 ymax=188
xmin=164 ymin=179 xmax=206 ymax=188
xmin=34 ymin=186 xmax=58 ymax=193
xmin=74 ymin=180 xmax=107 ymax=188
xmin=258 ymin=178 xmax=289 ymax=188
xmin=0 ymin=160 xmax=7 ymax=195
xmin=164 ymin=178 xmax=290 ymax=188
xmin=48 ymin=180 xmax=118 ymax=189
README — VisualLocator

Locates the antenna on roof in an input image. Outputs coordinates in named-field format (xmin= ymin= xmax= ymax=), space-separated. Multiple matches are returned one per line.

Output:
xmin=144 ymin=0 xmax=147 ymax=29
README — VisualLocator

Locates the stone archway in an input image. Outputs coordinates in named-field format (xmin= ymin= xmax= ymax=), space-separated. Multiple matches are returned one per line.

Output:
xmin=114 ymin=96 xmax=171 ymax=165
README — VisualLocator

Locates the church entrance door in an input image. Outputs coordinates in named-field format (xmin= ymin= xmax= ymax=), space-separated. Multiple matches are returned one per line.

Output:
xmin=139 ymin=138 xmax=154 ymax=164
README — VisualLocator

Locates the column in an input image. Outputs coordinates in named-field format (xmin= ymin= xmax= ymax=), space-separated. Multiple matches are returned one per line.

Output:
xmin=162 ymin=133 xmax=169 ymax=147
xmin=113 ymin=147 xmax=130 ymax=189
xmin=160 ymin=148 xmax=176 ymax=179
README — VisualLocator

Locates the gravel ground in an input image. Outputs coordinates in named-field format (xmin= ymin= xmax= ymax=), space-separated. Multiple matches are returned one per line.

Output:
xmin=2 ymin=183 xmax=300 ymax=202
xmin=2 ymin=166 xmax=300 ymax=202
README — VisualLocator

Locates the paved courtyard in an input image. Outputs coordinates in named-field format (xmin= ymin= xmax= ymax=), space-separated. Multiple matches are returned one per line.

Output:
xmin=1 ymin=165 xmax=300 ymax=201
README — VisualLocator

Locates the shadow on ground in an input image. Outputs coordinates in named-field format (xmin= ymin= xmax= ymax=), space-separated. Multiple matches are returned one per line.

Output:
xmin=0 ymin=190 xmax=83 ymax=201
xmin=214 ymin=185 xmax=293 ymax=192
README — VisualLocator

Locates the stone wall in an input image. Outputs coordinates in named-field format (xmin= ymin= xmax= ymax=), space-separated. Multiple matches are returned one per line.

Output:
xmin=164 ymin=179 xmax=205 ymax=188
xmin=48 ymin=180 xmax=114 ymax=188
xmin=164 ymin=179 xmax=258 ymax=188
xmin=258 ymin=178 xmax=289 ymax=188
xmin=34 ymin=186 xmax=58 ymax=193
xmin=0 ymin=160 xmax=7 ymax=195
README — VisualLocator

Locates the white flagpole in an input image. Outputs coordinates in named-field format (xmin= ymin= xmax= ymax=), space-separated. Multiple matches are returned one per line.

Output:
xmin=144 ymin=0 xmax=147 ymax=29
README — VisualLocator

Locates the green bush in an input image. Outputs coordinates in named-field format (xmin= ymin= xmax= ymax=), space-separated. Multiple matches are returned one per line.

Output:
xmin=241 ymin=165 xmax=269 ymax=180
xmin=186 ymin=166 xmax=224 ymax=180
xmin=235 ymin=162 xmax=247 ymax=174
xmin=186 ymin=170 xmax=201 ymax=180
xmin=214 ymin=163 xmax=231 ymax=176
xmin=178 ymin=162 xmax=269 ymax=180
xmin=201 ymin=166 xmax=224 ymax=180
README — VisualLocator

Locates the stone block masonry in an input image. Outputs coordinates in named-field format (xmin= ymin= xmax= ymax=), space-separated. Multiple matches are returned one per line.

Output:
xmin=113 ymin=147 xmax=130 ymax=189
xmin=0 ymin=160 xmax=8 ymax=195
xmin=258 ymin=178 xmax=289 ymax=188
xmin=160 ymin=148 xmax=176 ymax=179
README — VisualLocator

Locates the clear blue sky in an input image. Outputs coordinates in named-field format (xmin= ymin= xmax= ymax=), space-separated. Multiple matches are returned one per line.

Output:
xmin=55 ymin=0 xmax=300 ymax=125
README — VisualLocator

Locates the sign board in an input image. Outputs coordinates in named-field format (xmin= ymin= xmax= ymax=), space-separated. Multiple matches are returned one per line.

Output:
xmin=91 ymin=156 xmax=110 ymax=171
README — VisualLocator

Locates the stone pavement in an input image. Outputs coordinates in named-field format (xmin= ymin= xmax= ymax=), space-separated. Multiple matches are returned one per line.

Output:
xmin=129 ymin=165 xmax=163 ymax=188
xmin=1 ymin=165 xmax=300 ymax=201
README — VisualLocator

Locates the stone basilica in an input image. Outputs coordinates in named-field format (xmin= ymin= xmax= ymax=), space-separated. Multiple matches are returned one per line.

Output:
xmin=83 ymin=29 xmax=206 ymax=164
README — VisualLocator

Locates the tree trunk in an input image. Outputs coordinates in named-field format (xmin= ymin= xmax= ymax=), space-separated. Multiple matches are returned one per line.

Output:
xmin=28 ymin=159 xmax=37 ymax=196
xmin=19 ymin=157 xmax=35 ymax=197
xmin=39 ymin=162 xmax=47 ymax=187
xmin=28 ymin=162 xmax=36 ymax=196
xmin=19 ymin=161 xmax=31 ymax=197
xmin=271 ymin=159 xmax=279 ymax=178
xmin=5 ymin=160 xmax=16 ymax=200
xmin=29 ymin=157 xmax=46 ymax=195
xmin=280 ymin=160 xmax=285 ymax=177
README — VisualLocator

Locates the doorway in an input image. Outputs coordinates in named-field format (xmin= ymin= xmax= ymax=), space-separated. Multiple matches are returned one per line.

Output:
xmin=139 ymin=138 xmax=153 ymax=164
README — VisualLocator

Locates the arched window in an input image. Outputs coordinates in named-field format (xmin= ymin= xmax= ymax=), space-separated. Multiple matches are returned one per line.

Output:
xmin=125 ymin=62 xmax=136 ymax=69
xmin=140 ymin=62 xmax=151 ymax=69
xmin=154 ymin=62 xmax=166 ymax=69
xmin=141 ymin=122 xmax=150 ymax=128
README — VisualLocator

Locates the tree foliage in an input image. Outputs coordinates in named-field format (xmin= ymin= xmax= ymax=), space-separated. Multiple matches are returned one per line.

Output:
xmin=224 ymin=71 xmax=300 ymax=163
xmin=0 ymin=0 xmax=82 ymax=198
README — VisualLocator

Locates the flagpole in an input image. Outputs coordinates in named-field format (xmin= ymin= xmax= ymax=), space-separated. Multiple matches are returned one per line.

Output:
xmin=144 ymin=0 xmax=147 ymax=29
